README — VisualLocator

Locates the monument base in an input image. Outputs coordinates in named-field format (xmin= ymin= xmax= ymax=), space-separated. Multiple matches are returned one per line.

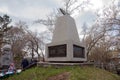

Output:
xmin=38 ymin=62 xmax=93 ymax=67
xmin=45 ymin=40 xmax=87 ymax=62
xmin=47 ymin=61 xmax=84 ymax=63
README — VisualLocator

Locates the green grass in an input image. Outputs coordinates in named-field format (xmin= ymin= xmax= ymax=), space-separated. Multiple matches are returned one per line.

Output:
xmin=5 ymin=66 xmax=120 ymax=80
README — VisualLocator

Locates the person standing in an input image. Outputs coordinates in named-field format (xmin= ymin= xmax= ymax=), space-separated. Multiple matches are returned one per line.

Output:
xmin=21 ymin=58 xmax=29 ymax=70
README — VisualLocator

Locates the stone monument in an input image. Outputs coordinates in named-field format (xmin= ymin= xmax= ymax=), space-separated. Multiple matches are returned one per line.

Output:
xmin=0 ymin=44 xmax=13 ymax=69
xmin=45 ymin=9 xmax=87 ymax=62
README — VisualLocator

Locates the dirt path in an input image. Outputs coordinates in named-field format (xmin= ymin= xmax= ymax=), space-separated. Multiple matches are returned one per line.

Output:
xmin=47 ymin=72 xmax=70 ymax=80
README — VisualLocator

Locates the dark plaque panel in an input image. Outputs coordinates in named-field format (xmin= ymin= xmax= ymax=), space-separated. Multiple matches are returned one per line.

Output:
xmin=48 ymin=44 xmax=67 ymax=57
xmin=73 ymin=45 xmax=85 ymax=58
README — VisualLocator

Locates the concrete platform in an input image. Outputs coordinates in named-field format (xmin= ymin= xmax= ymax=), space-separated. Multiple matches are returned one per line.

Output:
xmin=37 ymin=62 xmax=93 ymax=67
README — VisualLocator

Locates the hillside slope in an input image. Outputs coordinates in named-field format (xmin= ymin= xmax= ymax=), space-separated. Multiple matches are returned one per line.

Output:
xmin=6 ymin=66 xmax=120 ymax=80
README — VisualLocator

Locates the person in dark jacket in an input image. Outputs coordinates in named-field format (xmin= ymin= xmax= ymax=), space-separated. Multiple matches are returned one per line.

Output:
xmin=21 ymin=58 xmax=29 ymax=70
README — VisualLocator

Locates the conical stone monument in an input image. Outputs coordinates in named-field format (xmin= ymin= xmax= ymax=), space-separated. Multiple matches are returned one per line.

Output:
xmin=45 ymin=10 xmax=87 ymax=62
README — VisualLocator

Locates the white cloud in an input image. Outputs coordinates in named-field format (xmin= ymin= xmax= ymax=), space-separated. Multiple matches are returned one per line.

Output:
xmin=0 ymin=0 xmax=112 ymax=34
xmin=90 ymin=0 xmax=103 ymax=9
xmin=102 ymin=0 xmax=112 ymax=5
xmin=75 ymin=10 xmax=97 ymax=32
xmin=29 ymin=24 xmax=47 ymax=33
xmin=0 ymin=6 xmax=10 ymax=14
xmin=0 ymin=0 xmax=56 ymax=20
xmin=13 ymin=6 xmax=52 ymax=20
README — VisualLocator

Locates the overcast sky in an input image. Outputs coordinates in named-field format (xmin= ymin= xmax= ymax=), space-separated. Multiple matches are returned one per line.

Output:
xmin=0 ymin=0 xmax=113 ymax=33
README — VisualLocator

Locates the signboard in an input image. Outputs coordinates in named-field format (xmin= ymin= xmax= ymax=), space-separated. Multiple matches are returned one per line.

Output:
xmin=48 ymin=44 xmax=67 ymax=57
xmin=73 ymin=45 xmax=85 ymax=58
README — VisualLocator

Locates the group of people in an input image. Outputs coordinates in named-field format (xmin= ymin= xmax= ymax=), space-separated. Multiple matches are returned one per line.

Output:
xmin=0 ymin=62 xmax=16 ymax=78
xmin=0 ymin=58 xmax=37 ymax=78
xmin=0 ymin=44 xmax=16 ymax=77
xmin=0 ymin=44 xmax=36 ymax=78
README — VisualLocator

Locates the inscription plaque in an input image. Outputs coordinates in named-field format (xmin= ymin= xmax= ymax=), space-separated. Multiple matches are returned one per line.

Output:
xmin=48 ymin=44 xmax=67 ymax=57
xmin=73 ymin=45 xmax=85 ymax=58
